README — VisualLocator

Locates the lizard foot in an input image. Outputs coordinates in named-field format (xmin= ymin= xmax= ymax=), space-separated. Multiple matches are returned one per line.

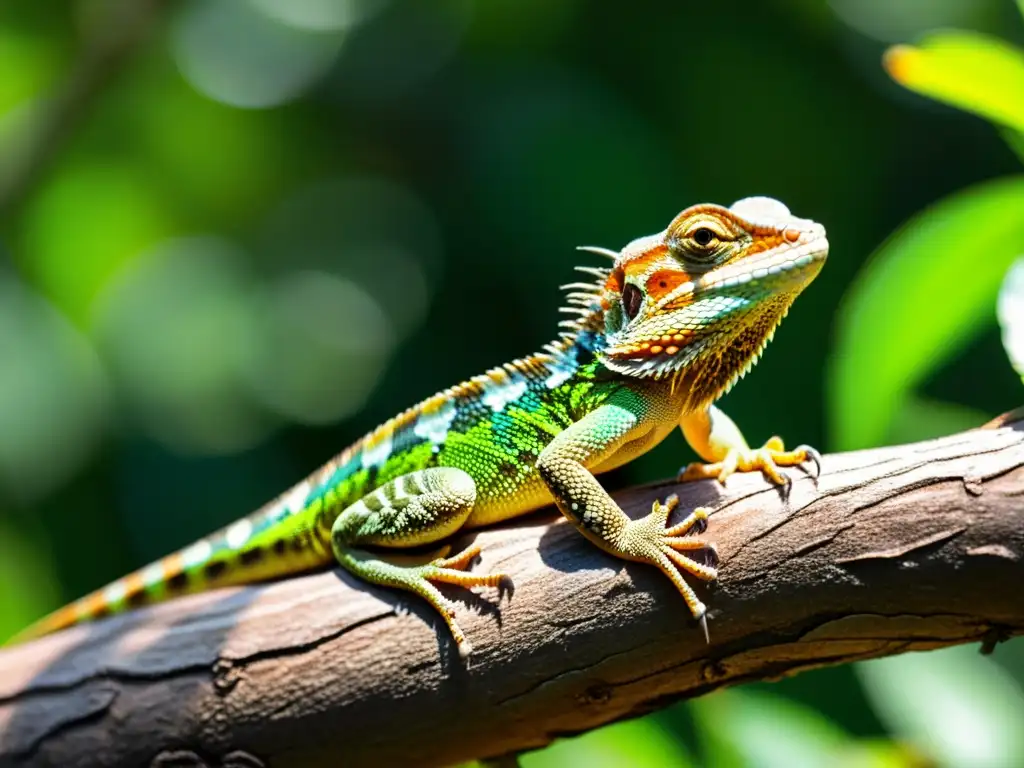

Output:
xmin=678 ymin=436 xmax=821 ymax=490
xmin=623 ymin=494 xmax=718 ymax=642
xmin=340 ymin=542 xmax=508 ymax=659
xmin=412 ymin=543 xmax=509 ymax=658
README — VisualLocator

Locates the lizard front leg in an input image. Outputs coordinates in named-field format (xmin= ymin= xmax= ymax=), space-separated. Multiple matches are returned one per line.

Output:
xmin=678 ymin=405 xmax=820 ymax=487
xmin=536 ymin=399 xmax=718 ymax=639
xmin=330 ymin=467 xmax=506 ymax=657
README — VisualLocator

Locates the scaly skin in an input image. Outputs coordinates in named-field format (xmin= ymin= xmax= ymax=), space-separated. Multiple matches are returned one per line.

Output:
xmin=9 ymin=197 xmax=828 ymax=655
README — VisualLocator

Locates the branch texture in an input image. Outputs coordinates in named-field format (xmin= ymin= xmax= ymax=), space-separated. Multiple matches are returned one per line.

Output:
xmin=1 ymin=413 xmax=1023 ymax=768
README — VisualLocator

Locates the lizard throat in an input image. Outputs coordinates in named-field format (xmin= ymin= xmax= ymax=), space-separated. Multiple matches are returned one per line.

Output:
xmin=598 ymin=297 xmax=793 ymax=411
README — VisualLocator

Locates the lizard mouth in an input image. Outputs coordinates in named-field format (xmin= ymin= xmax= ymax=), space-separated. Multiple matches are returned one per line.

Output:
xmin=600 ymin=227 xmax=829 ymax=382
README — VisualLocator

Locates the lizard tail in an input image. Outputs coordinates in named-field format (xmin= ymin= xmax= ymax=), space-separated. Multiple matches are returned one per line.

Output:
xmin=5 ymin=547 xmax=197 ymax=645
xmin=6 ymin=500 xmax=332 ymax=646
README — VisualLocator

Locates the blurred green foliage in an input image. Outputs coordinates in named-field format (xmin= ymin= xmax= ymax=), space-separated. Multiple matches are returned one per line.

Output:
xmin=2 ymin=0 xmax=1024 ymax=765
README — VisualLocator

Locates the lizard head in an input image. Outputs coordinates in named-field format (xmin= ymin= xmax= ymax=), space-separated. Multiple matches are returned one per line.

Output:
xmin=592 ymin=196 xmax=828 ymax=406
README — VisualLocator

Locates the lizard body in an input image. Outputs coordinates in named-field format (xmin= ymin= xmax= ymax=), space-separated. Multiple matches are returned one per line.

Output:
xmin=10 ymin=197 xmax=828 ymax=654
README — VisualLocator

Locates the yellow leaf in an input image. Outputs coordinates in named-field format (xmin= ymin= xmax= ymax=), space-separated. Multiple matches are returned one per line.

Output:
xmin=884 ymin=31 xmax=1024 ymax=133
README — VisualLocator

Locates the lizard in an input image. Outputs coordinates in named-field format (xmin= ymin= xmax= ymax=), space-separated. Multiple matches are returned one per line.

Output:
xmin=8 ymin=196 xmax=828 ymax=656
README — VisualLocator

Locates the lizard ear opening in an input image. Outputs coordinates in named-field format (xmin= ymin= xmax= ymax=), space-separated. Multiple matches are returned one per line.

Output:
xmin=622 ymin=283 xmax=643 ymax=321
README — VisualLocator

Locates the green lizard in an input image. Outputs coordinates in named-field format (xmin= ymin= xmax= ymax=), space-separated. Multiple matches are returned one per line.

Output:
xmin=10 ymin=196 xmax=828 ymax=655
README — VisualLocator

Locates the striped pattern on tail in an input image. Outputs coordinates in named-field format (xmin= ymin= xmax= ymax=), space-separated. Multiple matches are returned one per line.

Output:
xmin=6 ymin=480 xmax=334 ymax=645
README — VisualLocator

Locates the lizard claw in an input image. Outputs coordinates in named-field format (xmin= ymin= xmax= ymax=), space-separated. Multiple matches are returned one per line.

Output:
xmin=780 ymin=471 xmax=793 ymax=500
xmin=795 ymin=444 xmax=822 ymax=480
xmin=686 ymin=514 xmax=708 ymax=536
xmin=695 ymin=542 xmax=719 ymax=568
xmin=679 ymin=437 xmax=821 ymax=490
xmin=697 ymin=610 xmax=710 ymax=644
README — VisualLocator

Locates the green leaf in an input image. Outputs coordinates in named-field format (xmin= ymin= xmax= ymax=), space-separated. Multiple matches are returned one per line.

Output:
xmin=19 ymin=160 xmax=178 ymax=322
xmin=0 ymin=29 xmax=59 ymax=114
xmin=691 ymin=689 xmax=851 ymax=768
xmin=521 ymin=715 xmax=693 ymax=768
xmin=884 ymin=31 xmax=1024 ymax=133
xmin=857 ymin=646 xmax=1024 ymax=768
xmin=1000 ymin=128 xmax=1024 ymax=166
xmin=827 ymin=175 xmax=1024 ymax=450
xmin=997 ymin=256 xmax=1024 ymax=379
xmin=0 ymin=521 xmax=60 ymax=642
xmin=887 ymin=395 xmax=993 ymax=446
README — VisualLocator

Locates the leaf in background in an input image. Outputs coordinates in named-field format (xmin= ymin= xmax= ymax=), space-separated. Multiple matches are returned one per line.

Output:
xmin=0 ymin=27 xmax=59 ymax=115
xmin=884 ymin=31 xmax=1024 ymax=134
xmin=0 ymin=521 xmax=60 ymax=642
xmin=827 ymin=175 xmax=1024 ymax=450
xmin=19 ymin=161 xmax=178 ymax=323
xmin=886 ymin=394 xmax=993 ymax=446
xmin=0 ymin=274 xmax=109 ymax=502
xmin=520 ymin=716 xmax=693 ymax=768
xmin=997 ymin=256 xmax=1024 ymax=379
xmin=857 ymin=645 xmax=1024 ymax=768
xmin=1001 ymin=129 xmax=1024 ymax=166
xmin=690 ymin=689 xmax=914 ymax=768
xmin=990 ymin=640 xmax=1024 ymax=694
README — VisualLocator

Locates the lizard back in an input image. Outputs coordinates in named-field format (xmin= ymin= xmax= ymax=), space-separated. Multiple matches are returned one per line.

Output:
xmin=12 ymin=318 xmax=609 ymax=641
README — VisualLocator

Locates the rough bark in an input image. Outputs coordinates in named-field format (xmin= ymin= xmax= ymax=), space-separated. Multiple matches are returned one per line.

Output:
xmin=1 ymin=412 xmax=1023 ymax=768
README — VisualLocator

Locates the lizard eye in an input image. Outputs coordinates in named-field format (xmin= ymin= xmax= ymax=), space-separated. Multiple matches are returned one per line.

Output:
xmin=692 ymin=227 xmax=716 ymax=247
xmin=673 ymin=222 xmax=730 ymax=266
xmin=622 ymin=283 xmax=643 ymax=321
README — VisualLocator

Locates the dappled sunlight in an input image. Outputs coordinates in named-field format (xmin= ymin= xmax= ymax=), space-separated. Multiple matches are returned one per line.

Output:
xmin=0 ymin=274 xmax=109 ymax=502
xmin=171 ymin=0 xmax=348 ymax=109
xmin=0 ymin=0 xmax=1022 ymax=763
xmin=858 ymin=646 xmax=1024 ymax=767
xmin=829 ymin=0 xmax=996 ymax=43
xmin=998 ymin=258 xmax=1024 ymax=380
xmin=244 ymin=270 xmax=396 ymax=424
xmin=249 ymin=0 xmax=390 ymax=33
xmin=91 ymin=236 xmax=268 ymax=454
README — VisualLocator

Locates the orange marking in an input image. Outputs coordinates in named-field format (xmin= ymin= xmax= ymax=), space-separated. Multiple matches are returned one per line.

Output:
xmin=666 ymin=346 xmax=679 ymax=355
xmin=624 ymin=247 xmax=669 ymax=276
xmin=650 ymin=345 xmax=664 ymax=355
xmin=84 ymin=590 xmax=108 ymax=617
xmin=604 ymin=266 xmax=624 ymax=294
xmin=734 ymin=233 xmax=785 ymax=258
xmin=645 ymin=269 xmax=693 ymax=301
xmin=163 ymin=552 xmax=184 ymax=576
xmin=123 ymin=572 xmax=145 ymax=598
xmin=784 ymin=228 xmax=800 ymax=243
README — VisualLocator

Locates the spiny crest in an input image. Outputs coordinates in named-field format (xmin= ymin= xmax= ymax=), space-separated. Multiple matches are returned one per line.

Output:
xmin=543 ymin=249 xmax=615 ymax=360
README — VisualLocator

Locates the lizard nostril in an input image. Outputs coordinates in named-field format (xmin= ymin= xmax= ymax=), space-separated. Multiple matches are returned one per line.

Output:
xmin=784 ymin=228 xmax=801 ymax=244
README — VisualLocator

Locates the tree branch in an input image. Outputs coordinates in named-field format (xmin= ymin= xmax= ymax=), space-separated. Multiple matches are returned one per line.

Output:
xmin=2 ymin=412 xmax=1023 ymax=768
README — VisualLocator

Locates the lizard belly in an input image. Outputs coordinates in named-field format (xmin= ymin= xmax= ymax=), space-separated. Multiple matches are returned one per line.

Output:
xmin=464 ymin=471 xmax=552 ymax=528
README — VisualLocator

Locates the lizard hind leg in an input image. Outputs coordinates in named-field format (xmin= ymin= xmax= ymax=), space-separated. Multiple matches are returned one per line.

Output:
xmin=330 ymin=467 xmax=507 ymax=657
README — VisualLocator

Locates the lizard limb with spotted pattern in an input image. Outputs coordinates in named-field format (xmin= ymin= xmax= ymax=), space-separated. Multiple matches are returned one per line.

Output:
xmin=8 ymin=196 xmax=828 ymax=657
